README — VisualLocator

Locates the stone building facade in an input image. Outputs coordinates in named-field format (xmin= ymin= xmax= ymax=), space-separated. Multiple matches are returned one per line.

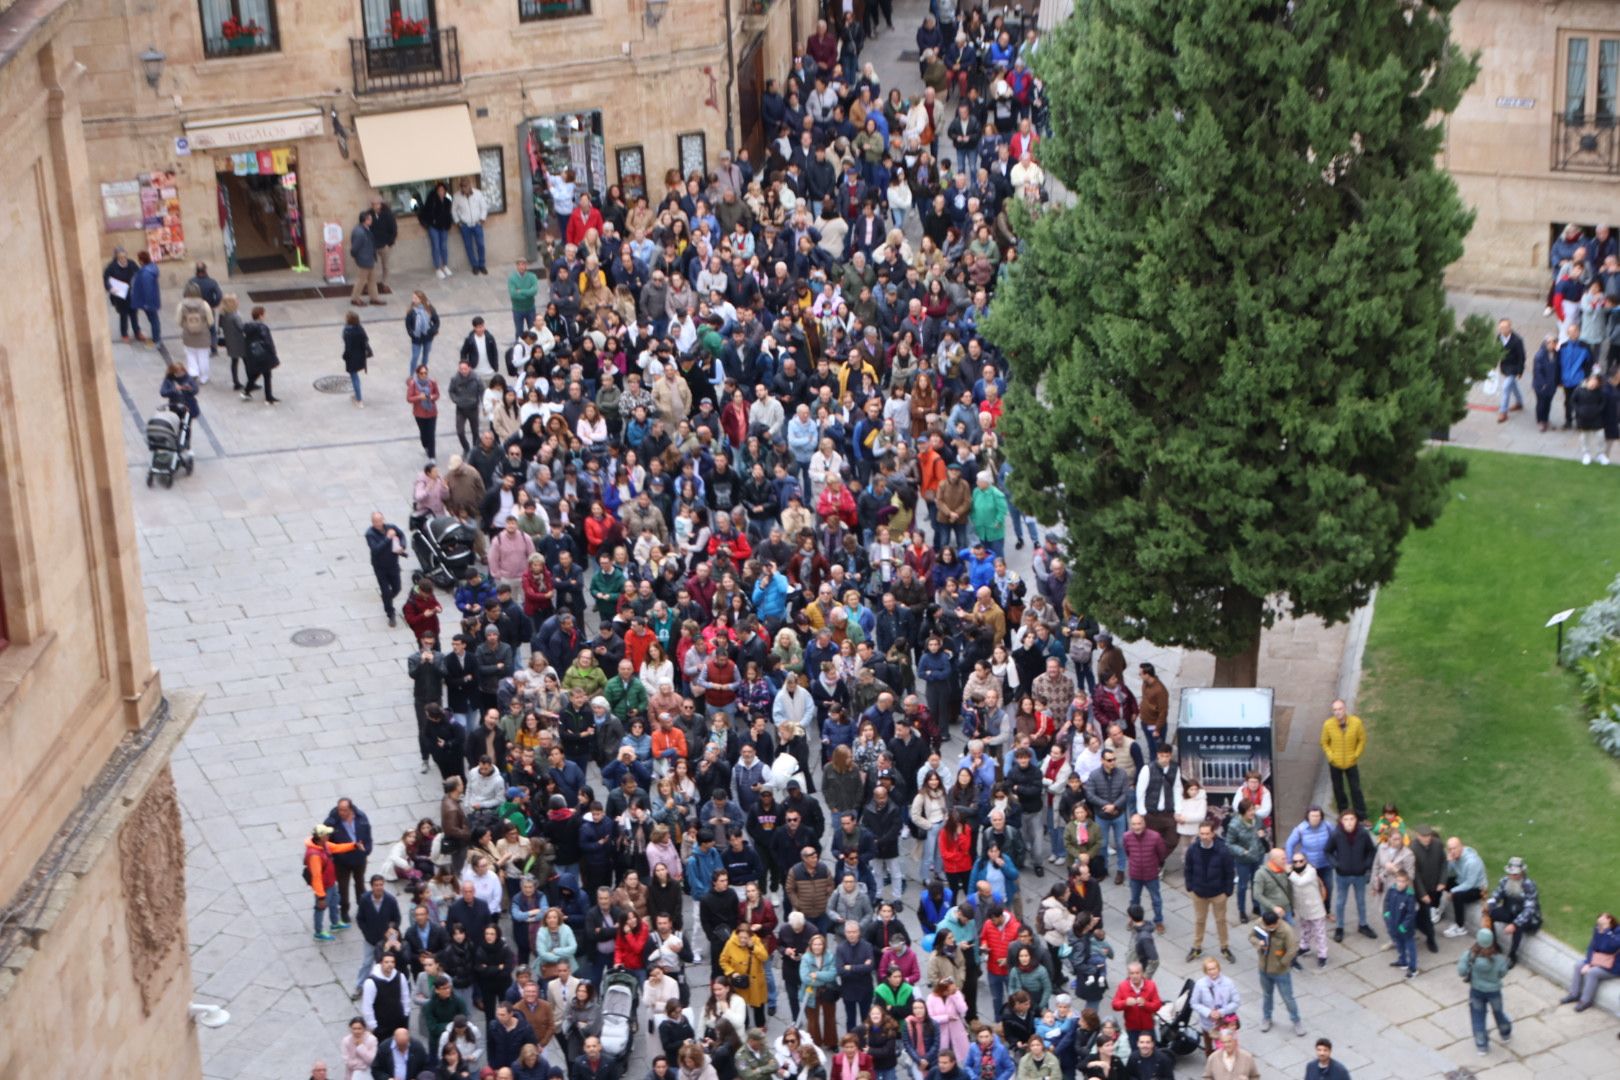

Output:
xmin=0 ymin=0 xmax=199 ymax=1075
xmin=73 ymin=0 xmax=814 ymax=289
xmin=1444 ymin=0 xmax=1620 ymax=295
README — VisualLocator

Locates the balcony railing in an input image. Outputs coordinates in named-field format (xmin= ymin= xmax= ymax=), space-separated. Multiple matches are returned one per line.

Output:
xmin=203 ymin=31 xmax=279 ymax=58
xmin=1552 ymin=112 xmax=1620 ymax=175
xmin=350 ymin=27 xmax=461 ymax=96
xmin=518 ymin=0 xmax=590 ymax=20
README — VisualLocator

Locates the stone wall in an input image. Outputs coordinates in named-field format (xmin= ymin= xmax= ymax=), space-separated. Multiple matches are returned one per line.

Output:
xmin=1445 ymin=0 xmax=1620 ymax=294
xmin=0 ymin=0 xmax=160 ymax=903
xmin=72 ymin=0 xmax=814 ymax=286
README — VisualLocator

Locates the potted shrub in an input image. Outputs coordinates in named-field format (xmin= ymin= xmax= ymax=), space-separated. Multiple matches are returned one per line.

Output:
xmin=389 ymin=11 xmax=429 ymax=46
xmin=220 ymin=16 xmax=263 ymax=50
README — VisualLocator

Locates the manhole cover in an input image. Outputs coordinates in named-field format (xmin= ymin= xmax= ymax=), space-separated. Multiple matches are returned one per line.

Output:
xmin=897 ymin=49 xmax=920 ymax=62
xmin=313 ymin=375 xmax=353 ymax=394
xmin=291 ymin=628 xmax=337 ymax=647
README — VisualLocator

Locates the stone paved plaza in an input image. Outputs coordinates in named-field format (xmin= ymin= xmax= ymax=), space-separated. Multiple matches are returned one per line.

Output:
xmin=110 ymin=2 xmax=1620 ymax=1074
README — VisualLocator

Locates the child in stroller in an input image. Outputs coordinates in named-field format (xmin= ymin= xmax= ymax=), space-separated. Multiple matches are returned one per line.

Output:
xmin=159 ymin=361 xmax=200 ymax=447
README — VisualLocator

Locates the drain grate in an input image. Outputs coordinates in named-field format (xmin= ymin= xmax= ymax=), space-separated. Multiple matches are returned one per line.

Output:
xmin=313 ymin=375 xmax=354 ymax=394
xmin=291 ymin=628 xmax=337 ymax=647
xmin=897 ymin=49 xmax=920 ymax=62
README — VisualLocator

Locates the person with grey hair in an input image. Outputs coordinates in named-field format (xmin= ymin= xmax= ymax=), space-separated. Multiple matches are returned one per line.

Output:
xmin=969 ymin=468 xmax=1009 ymax=556
xmin=1486 ymin=856 xmax=1541 ymax=967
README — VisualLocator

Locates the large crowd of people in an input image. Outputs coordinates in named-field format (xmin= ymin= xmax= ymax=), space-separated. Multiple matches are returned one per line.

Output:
xmin=269 ymin=7 xmax=1620 ymax=1080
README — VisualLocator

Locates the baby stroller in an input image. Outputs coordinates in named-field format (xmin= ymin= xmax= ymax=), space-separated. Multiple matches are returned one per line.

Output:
xmin=145 ymin=406 xmax=195 ymax=488
xmin=1154 ymin=978 xmax=1201 ymax=1057
xmin=411 ymin=515 xmax=479 ymax=589
xmin=599 ymin=966 xmax=640 ymax=1063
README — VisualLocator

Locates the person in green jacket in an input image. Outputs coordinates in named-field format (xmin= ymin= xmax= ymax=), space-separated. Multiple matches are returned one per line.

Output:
xmin=422 ymin=975 xmax=469 ymax=1053
xmin=1225 ymin=804 xmax=1268 ymax=921
xmin=589 ymin=553 xmax=626 ymax=622
xmin=507 ymin=257 xmax=540 ymax=338
xmin=603 ymin=660 xmax=649 ymax=721
xmin=969 ymin=470 xmax=1009 ymax=554
xmin=1458 ymin=928 xmax=1512 ymax=1055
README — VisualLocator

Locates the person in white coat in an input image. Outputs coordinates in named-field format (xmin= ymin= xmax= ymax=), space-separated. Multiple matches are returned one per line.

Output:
xmin=452 ymin=178 xmax=490 ymax=274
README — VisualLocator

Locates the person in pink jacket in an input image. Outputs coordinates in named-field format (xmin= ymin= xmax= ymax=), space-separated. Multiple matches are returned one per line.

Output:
xmin=486 ymin=517 xmax=535 ymax=592
xmin=926 ymin=975 xmax=970 ymax=1062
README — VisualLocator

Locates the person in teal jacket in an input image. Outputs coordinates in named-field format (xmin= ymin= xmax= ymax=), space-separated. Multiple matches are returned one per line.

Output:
xmin=508 ymin=257 xmax=540 ymax=338
xmin=1457 ymin=928 xmax=1512 ymax=1054
xmin=969 ymin=471 xmax=1009 ymax=555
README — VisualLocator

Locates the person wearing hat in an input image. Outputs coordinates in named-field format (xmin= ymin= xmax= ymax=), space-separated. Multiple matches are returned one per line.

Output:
xmin=305 ymin=824 xmax=359 ymax=942
xmin=1458 ymin=925 xmax=1513 ymax=1054
xmin=934 ymin=462 xmax=972 ymax=553
xmin=1486 ymin=857 xmax=1542 ymax=967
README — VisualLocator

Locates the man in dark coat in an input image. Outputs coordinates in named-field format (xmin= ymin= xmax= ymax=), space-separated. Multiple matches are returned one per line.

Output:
xmin=370 ymin=195 xmax=398 ymax=289
xmin=370 ymin=1028 xmax=430 ymax=1079
xmin=364 ymin=512 xmax=405 ymax=627
xmin=1497 ymin=318 xmax=1526 ymax=421
xmin=324 ymin=798 xmax=375 ymax=922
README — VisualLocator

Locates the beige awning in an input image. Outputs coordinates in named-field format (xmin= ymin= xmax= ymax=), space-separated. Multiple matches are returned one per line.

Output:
xmin=355 ymin=104 xmax=480 ymax=187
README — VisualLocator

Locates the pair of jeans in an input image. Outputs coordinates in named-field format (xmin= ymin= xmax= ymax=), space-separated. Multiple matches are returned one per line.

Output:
xmin=313 ymin=884 xmax=340 ymax=933
xmin=1097 ymin=815 xmax=1127 ymax=872
xmin=1469 ymin=989 xmax=1512 ymax=1050
xmin=872 ymin=856 xmax=902 ymax=899
xmin=1019 ymin=813 xmax=1042 ymax=864
xmin=842 ymin=991 xmax=871 ymax=1031
xmin=986 ymin=972 xmax=1008 ymax=1021
xmin=1257 ymin=970 xmax=1300 ymax=1023
xmin=416 ymin=415 xmax=438 ymax=460
xmin=375 ymin=563 xmax=402 ymax=619
xmin=456 ymin=406 xmax=479 ymax=452
xmin=350 ymin=372 xmax=363 ymax=402
xmin=514 ymin=310 xmax=535 ymax=339
xmin=410 ymin=340 xmax=433 ymax=370
xmin=1390 ymin=927 xmax=1417 ymax=972
xmin=1008 ymin=499 xmax=1038 ymax=545
xmin=918 ymin=822 xmax=943 ymax=881
xmin=1316 ymin=864 xmax=1335 ymax=915
xmin=1128 ymin=877 xmax=1164 ymax=924
xmin=1044 ymin=807 xmax=1065 ymax=866
xmin=1499 ymin=374 xmax=1524 ymax=413
xmin=460 ymin=222 xmax=487 ymax=270
xmin=1334 ymin=873 xmax=1370 ymax=930
xmin=429 ymin=227 xmax=450 ymax=269
xmin=1568 ymin=960 xmax=1618 ymax=1005
xmin=933 ymin=521 xmax=968 ymax=552
xmin=141 ymin=308 xmax=162 ymax=343
xmin=1235 ymin=862 xmax=1258 ymax=916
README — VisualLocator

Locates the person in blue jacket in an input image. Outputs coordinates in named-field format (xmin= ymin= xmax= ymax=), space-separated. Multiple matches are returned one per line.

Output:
xmin=1558 ymin=324 xmax=1595 ymax=429
xmin=959 ymin=543 xmax=998 ymax=590
xmin=1561 ymin=911 xmax=1620 ymax=1009
xmin=1285 ymin=806 xmax=1335 ymax=916
xmin=129 ymin=250 xmax=162 ymax=345
xmin=968 ymin=841 xmax=1020 ymax=904
xmin=685 ymin=827 xmax=726 ymax=898
xmin=750 ymin=563 xmax=790 ymax=624
xmin=1531 ymin=330 xmax=1562 ymax=431
xmin=963 ymin=1026 xmax=1014 ymax=1080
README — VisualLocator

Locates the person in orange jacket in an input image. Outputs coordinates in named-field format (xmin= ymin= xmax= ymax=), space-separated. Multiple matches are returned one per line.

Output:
xmin=306 ymin=823 xmax=359 ymax=942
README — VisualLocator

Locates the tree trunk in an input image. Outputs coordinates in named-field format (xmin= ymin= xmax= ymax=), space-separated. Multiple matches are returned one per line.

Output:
xmin=1211 ymin=589 xmax=1263 ymax=688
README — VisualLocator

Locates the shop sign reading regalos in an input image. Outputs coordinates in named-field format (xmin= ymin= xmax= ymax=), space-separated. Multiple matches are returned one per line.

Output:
xmin=185 ymin=109 xmax=325 ymax=152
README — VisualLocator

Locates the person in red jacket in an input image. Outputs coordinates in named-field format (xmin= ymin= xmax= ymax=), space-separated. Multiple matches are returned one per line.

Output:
xmin=306 ymin=824 xmax=359 ymax=942
xmin=566 ymin=195 xmax=605 ymax=246
xmin=1111 ymin=961 xmax=1162 ymax=1042
xmin=938 ymin=812 xmax=976 ymax=895
xmin=978 ymin=904 xmax=1023 ymax=1023
xmin=816 ymin=474 xmax=858 ymax=528
xmin=614 ymin=910 xmax=651 ymax=976
xmin=698 ymin=645 xmax=741 ymax=717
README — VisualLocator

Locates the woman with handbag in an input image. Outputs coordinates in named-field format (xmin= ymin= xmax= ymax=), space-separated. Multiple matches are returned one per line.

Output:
xmin=406 ymin=363 xmax=440 ymax=463
xmin=342 ymin=309 xmax=371 ymax=407
xmin=720 ymin=923 xmax=770 ymax=1029
xmin=240 ymin=305 xmax=280 ymax=405
xmin=799 ymin=933 xmax=841 ymax=1051
xmin=1560 ymin=912 xmax=1620 ymax=1011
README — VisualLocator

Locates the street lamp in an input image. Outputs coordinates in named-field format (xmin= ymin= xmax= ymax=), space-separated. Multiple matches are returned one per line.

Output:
xmin=644 ymin=0 xmax=669 ymax=28
xmin=139 ymin=46 xmax=166 ymax=90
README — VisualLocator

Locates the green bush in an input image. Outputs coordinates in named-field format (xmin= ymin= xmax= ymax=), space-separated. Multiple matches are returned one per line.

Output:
xmin=1567 ymin=576 xmax=1620 ymax=759
xmin=1560 ymin=571 xmax=1620 ymax=663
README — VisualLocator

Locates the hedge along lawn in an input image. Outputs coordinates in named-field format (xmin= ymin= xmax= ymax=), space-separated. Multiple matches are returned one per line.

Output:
xmin=1357 ymin=447 xmax=1620 ymax=944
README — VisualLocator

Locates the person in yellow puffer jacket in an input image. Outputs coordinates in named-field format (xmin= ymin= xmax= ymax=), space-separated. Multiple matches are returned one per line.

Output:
xmin=1319 ymin=700 xmax=1367 ymax=821
xmin=305 ymin=824 xmax=358 ymax=942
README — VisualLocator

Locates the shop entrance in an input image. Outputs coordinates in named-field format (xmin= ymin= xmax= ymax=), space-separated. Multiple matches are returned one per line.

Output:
xmin=214 ymin=146 xmax=308 ymax=274
xmin=519 ymin=110 xmax=605 ymax=259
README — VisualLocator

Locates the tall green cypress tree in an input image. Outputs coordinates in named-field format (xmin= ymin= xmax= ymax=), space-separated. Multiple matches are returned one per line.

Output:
xmin=985 ymin=0 xmax=1495 ymax=684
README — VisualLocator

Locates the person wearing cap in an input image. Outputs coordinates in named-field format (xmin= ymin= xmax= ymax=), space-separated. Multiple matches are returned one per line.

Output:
xmin=306 ymin=824 xmax=359 ymax=942
xmin=1458 ymin=925 xmax=1513 ymax=1054
xmin=1486 ymin=857 xmax=1542 ymax=967
xmin=933 ymin=462 xmax=972 ymax=553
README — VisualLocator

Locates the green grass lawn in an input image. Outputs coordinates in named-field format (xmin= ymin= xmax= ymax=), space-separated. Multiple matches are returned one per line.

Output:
xmin=1358 ymin=448 xmax=1620 ymax=944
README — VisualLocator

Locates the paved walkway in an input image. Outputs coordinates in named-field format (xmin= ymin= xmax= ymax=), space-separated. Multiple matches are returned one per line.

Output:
xmin=109 ymin=3 xmax=1615 ymax=1075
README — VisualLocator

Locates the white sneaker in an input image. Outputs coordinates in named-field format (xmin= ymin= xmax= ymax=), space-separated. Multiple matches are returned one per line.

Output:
xmin=444 ymin=266 xmax=453 ymax=277
xmin=1544 ymin=306 xmax=1554 ymax=317
xmin=1582 ymin=453 xmax=1593 ymax=465
xmin=1443 ymin=925 xmax=1470 ymax=938
xmin=1601 ymin=454 xmax=1612 ymax=465
xmin=434 ymin=267 xmax=445 ymax=279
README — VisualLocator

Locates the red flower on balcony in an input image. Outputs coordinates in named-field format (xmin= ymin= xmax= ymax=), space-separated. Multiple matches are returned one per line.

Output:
xmin=220 ymin=16 xmax=263 ymax=40
xmin=389 ymin=11 xmax=430 ymax=39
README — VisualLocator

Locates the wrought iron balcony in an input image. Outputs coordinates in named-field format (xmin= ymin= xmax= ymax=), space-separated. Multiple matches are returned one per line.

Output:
xmin=350 ymin=27 xmax=461 ymax=96
xmin=1552 ymin=112 xmax=1620 ymax=175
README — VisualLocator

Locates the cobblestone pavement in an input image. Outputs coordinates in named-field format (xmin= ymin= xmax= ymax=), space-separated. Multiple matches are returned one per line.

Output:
xmin=111 ymin=3 xmax=1616 ymax=1074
